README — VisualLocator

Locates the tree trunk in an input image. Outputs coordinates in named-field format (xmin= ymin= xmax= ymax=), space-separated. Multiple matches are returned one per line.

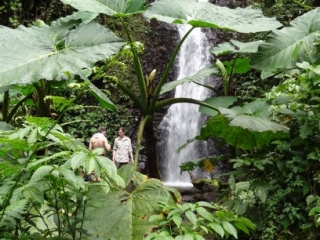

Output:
xmin=144 ymin=121 xmax=161 ymax=179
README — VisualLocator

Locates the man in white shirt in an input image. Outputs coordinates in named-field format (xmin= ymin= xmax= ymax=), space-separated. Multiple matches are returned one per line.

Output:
xmin=112 ymin=127 xmax=134 ymax=168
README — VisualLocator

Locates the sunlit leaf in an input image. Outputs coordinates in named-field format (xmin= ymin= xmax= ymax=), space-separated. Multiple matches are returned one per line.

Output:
xmin=196 ymin=207 xmax=214 ymax=221
xmin=199 ymin=96 xmax=237 ymax=117
xmin=30 ymin=166 xmax=54 ymax=183
xmin=84 ymin=176 xmax=178 ymax=239
xmin=209 ymin=223 xmax=224 ymax=238
xmin=212 ymin=39 xmax=264 ymax=56
xmin=252 ymin=8 xmax=320 ymax=71
xmin=223 ymin=58 xmax=251 ymax=74
xmin=222 ymin=221 xmax=238 ymax=239
xmin=185 ymin=210 xmax=197 ymax=225
xmin=144 ymin=0 xmax=281 ymax=33
xmin=195 ymin=114 xmax=289 ymax=150
xmin=0 ymin=17 xmax=124 ymax=92
xmin=160 ymin=67 xmax=218 ymax=95
xmin=61 ymin=0 xmax=145 ymax=16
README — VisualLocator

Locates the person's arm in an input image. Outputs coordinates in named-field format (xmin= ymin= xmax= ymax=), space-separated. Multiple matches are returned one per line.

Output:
xmin=130 ymin=151 xmax=134 ymax=164
xmin=129 ymin=139 xmax=134 ymax=163
xmin=112 ymin=139 xmax=117 ymax=163
xmin=112 ymin=149 xmax=116 ymax=163
xmin=89 ymin=139 xmax=92 ymax=150
xmin=104 ymin=139 xmax=111 ymax=151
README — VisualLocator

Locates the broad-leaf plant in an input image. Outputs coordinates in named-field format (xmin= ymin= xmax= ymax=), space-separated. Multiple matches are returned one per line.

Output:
xmin=179 ymin=6 xmax=320 ymax=239
xmin=0 ymin=0 xmax=295 ymax=239
xmin=55 ymin=0 xmax=282 ymax=178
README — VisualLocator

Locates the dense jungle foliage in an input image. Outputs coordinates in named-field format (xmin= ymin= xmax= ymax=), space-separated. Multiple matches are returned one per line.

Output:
xmin=1 ymin=0 xmax=320 ymax=239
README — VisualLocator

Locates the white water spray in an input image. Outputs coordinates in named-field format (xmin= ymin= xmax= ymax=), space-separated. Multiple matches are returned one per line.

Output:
xmin=159 ymin=0 xmax=213 ymax=187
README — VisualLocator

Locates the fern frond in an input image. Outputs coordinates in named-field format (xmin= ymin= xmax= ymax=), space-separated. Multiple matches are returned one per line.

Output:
xmin=0 ymin=199 xmax=28 ymax=227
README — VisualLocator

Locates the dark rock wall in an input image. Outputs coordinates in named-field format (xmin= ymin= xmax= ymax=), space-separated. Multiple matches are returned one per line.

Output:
xmin=131 ymin=18 xmax=180 ymax=170
xmin=135 ymin=0 xmax=249 ymax=177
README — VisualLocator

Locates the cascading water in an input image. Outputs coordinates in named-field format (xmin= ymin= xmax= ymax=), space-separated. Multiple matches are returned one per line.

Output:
xmin=159 ymin=0 xmax=214 ymax=187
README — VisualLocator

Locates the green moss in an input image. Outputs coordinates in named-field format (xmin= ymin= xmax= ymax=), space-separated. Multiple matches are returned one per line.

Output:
xmin=193 ymin=178 xmax=220 ymax=189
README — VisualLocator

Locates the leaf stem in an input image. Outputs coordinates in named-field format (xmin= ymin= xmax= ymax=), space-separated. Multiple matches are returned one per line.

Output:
xmin=32 ymin=202 xmax=53 ymax=237
xmin=154 ymin=97 xmax=219 ymax=112
xmin=134 ymin=115 xmax=152 ymax=168
xmin=120 ymin=17 xmax=147 ymax=109
xmin=149 ymin=26 xmax=195 ymax=113
xmin=55 ymin=191 xmax=62 ymax=237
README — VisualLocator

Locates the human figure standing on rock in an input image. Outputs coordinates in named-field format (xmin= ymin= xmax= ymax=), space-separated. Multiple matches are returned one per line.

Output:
xmin=112 ymin=127 xmax=134 ymax=168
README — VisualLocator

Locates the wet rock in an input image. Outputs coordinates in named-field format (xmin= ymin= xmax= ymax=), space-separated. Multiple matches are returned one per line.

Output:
xmin=176 ymin=181 xmax=219 ymax=203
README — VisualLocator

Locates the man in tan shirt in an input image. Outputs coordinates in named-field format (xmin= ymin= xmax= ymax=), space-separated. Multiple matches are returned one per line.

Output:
xmin=89 ymin=126 xmax=111 ymax=154
xmin=112 ymin=127 xmax=134 ymax=168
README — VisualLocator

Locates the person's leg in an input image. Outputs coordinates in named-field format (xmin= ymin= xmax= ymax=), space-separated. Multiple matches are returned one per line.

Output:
xmin=116 ymin=162 xmax=128 ymax=168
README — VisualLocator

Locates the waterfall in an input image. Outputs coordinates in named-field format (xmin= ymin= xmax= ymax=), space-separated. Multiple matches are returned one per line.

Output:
xmin=159 ymin=0 xmax=213 ymax=187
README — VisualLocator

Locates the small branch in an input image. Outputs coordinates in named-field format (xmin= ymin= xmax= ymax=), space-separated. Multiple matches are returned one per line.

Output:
xmin=154 ymin=97 xmax=219 ymax=113
xmin=134 ymin=115 xmax=152 ymax=168
xmin=54 ymin=191 xmax=62 ymax=237
xmin=120 ymin=17 xmax=147 ymax=106
xmin=2 ymin=91 xmax=9 ymax=121
xmin=32 ymin=202 xmax=53 ymax=237
xmin=149 ymin=27 xmax=195 ymax=112
xmin=193 ymin=81 xmax=220 ymax=96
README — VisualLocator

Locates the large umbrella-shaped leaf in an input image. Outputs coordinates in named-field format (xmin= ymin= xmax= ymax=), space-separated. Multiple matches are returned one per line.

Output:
xmin=199 ymin=96 xmax=237 ymax=116
xmin=0 ymin=20 xmax=125 ymax=89
xmin=217 ymin=100 xmax=289 ymax=132
xmin=251 ymin=7 xmax=320 ymax=71
xmin=223 ymin=58 xmax=251 ymax=74
xmin=51 ymin=10 xmax=98 ymax=26
xmin=160 ymin=67 xmax=218 ymax=95
xmin=61 ymin=0 xmax=145 ymax=16
xmin=212 ymin=39 xmax=264 ymax=56
xmin=179 ymin=100 xmax=289 ymax=151
xmin=84 ymin=172 xmax=179 ymax=240
xmin=194 ymin=114 xmax=288 ymax=150
xmin=219 ymin=107 xmax=288 ymax=132
xmin=144 ymin=0 xmax=282 ymax=33
xmin=233 ymin=99 xmax=271 ymax=119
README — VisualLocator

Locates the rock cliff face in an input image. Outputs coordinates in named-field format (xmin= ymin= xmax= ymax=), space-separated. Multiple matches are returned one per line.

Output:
xmin=139 ymin=0 xmax=248 ymax=131
xmin=134 ymin=0 xmax=247 ymax=183
xmin=130 ymin=18 xmax=179 ymax=172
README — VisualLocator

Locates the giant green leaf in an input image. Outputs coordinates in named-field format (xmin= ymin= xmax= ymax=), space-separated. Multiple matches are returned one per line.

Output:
xmin=160 ymin=67 xmax=218 ymax=95
xmin=223 ymin=58 xmax=251 ymax=74
xmin=195 ymin=114 xmax=288 ymax=150
xmin=199 ymin=96 xmax=237 ymax=116
xmin=251 ymin=7 xmax=320 ymax=71
xmin=84 ymin=172 xmax=178 ymax=240
xmin=180 ymin=100 xmax=289 ymax=150
xmin=0 ymin=19 xmax=124 ymax=89
xmin=61 ymin=0 xmax=145 ymax=16
xmin=212 ymin=39 xmax=264 ymax=56
xmin=0 ymin=122 xmax=13 ymax=131
xmin=51 ymin=10 xmax=98 ymax=26
xmin=219 ymin=105 xmax=289 ymax=133
xmin=144 ymin=0 xmax=281 ymax=33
